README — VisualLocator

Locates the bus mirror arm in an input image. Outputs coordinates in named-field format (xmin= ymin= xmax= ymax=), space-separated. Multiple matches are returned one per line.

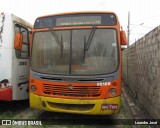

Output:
xmin=14 ymin=33 xmax=23 ymax=50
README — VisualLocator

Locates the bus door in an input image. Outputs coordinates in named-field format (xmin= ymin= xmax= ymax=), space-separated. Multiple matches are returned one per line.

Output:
xmin=14 ymin=24 xmax=30 ymax=100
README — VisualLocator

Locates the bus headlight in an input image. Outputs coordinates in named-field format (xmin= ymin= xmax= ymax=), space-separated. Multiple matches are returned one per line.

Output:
xmin=31 ymin=85 xmax=37 ymax=92
xmin=109 ymin=88 xmax=117 ymax=95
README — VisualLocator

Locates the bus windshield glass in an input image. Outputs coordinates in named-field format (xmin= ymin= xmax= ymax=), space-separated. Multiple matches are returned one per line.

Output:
xmin=31 ymin=28 xmax=118 ymax=75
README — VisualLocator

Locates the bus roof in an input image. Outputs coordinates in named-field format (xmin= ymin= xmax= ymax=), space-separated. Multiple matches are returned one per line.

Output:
xmin=12 ymin=14 xmax=33 ymax=29
xmin=1 ymin=12 xmax=33 ymax=29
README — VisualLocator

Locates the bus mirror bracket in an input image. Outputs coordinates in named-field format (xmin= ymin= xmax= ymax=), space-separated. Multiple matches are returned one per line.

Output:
xmin=14 ymin=33 xmax=23 ymax=50
xmin=120 ymin=30 xmax=127 ymax=45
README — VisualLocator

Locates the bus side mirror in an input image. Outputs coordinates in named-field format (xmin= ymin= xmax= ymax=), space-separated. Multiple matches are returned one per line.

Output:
xmin=14 ymin=33 xmax=23 ymax=50
xmin=120 ymin=30 xmax=127 ymax=45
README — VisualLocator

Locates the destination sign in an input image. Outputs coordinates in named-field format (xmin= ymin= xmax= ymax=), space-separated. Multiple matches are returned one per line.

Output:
xmin=56 ymin=16 xmax=101 ymax=26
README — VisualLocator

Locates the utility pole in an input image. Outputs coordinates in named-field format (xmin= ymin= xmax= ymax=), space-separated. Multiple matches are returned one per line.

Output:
xmin=127 ymin=11 xmax=130 ymax=85
xmin=127 ymin=12 xmax=130 ymax=47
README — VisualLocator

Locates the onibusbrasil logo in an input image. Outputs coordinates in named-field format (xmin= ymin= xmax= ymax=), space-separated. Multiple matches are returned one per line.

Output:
xmin=1 ymin=120 xmax=42 ymax=126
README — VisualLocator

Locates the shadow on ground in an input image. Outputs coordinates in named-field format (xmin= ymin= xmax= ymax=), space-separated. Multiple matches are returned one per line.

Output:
xmin=0 ymin=100 xmax=29 ymax=118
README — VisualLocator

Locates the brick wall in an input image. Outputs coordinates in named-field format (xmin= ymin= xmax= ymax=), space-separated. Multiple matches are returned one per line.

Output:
xmin=122 ymin=25 xmax=160 ymax=119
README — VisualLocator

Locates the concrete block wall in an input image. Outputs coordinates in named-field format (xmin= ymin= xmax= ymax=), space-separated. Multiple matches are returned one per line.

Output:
xmin=122 ymin=25 xmax=160 ymax=119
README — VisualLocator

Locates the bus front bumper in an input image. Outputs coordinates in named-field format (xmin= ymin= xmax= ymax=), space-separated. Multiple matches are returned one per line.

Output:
xmin=30 ymin=93 xmax=121 ymax=115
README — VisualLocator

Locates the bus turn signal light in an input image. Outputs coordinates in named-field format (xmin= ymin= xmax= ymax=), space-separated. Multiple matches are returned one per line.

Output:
xmin=112 ymin=82 xmax=117 ymax=86
xmin=31 ymin=85 xmax=37 ymax=92
xmin=31 ymin=79 xmax=34 ymax=83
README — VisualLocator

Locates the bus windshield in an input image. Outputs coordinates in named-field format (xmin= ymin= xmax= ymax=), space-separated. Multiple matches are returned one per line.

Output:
xmin=31 ymin=28 xmax=118 ymax=75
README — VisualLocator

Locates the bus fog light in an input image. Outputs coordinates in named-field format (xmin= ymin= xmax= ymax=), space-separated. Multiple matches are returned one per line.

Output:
xmin=31 ymin=85 xmax=37 ymax=92
xmin=42 ymin=101 xmax=46 ymax=107
xmin=109 ymin=88 xmax=117 ymax=95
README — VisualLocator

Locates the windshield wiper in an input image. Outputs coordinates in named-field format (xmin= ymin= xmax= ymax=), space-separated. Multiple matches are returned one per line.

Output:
xmin=49 ymin=28 xmax=62 ymax=47
xmin=49 ymin=28 xmax=63 ymax=58
xmin=83 ymin=26 xmax=96 ymax=63
xmin=83 ymin=36 xmax=86 ymax=64
xmin=60 ymin=35 xmax=63 ymax=58
xmin=85 ymin=26 xmax=96 ymax=50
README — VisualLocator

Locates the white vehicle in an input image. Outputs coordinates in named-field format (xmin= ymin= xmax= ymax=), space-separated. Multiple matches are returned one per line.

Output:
xmin=0 ymin=12 xmax=32 ymax=101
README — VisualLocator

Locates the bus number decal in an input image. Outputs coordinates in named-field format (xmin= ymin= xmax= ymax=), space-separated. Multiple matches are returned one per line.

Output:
xmin=97 ymin=82 xmax=111 ymax=86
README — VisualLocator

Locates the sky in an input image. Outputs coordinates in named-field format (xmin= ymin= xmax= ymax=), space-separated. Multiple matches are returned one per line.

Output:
xmin=0 ymin=0 xmax=160 ymax=45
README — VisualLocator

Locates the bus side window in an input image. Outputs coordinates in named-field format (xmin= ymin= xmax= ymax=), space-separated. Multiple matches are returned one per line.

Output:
xmin=14 ymin=24 xmax=30 ymax=59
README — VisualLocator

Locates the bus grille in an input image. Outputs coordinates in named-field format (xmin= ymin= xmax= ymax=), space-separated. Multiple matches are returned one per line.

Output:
xmin=43 ymin=84 xmax=101 ymax=97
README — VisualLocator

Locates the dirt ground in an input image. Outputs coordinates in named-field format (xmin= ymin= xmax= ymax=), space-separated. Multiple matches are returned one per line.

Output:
xmin=0 ymin=86 xmax=151 ymax=128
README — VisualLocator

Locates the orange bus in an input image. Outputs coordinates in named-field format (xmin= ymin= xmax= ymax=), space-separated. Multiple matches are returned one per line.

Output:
xmin=30 ymin=11 xmax=127 ymax=115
